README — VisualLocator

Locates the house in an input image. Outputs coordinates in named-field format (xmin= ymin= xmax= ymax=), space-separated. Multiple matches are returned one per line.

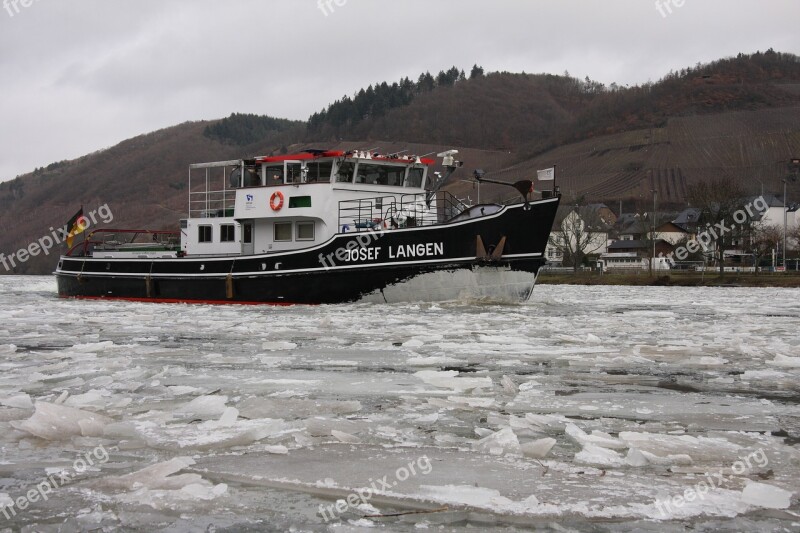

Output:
xmin=613 ymin=214 xmax=646 ymax=241
xmin=613 ymin=212 xmax=679 ymax=242
xmin=754 ymin=194 xmax=792 ymax=228
xmin=546 ymin=204 xmax=614 ymax=266
xmin=654 ymin=221 xmax=690 ymax=245
xmin=672 ymin=207 xmax=702 ymax=234
xmin=599 ymin=239 xmax=675 ymax=271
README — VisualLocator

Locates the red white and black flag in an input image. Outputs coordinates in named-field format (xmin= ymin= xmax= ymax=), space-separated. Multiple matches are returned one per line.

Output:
xmin=65 ymin=207 xmax=88 ymax=248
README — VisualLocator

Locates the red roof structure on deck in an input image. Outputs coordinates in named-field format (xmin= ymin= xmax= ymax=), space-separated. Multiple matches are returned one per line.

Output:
xmin=256 ymin=151 xmax=435 ymax=165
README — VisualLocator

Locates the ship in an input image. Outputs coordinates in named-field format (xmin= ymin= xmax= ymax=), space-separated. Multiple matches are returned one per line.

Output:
xmin=55 ymin=149 xmax=560 ymax=304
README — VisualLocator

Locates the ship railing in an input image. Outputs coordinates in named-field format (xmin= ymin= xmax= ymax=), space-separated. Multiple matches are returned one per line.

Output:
xmin=189 ymin=189 xmax=237 ymax=218
xmin=66 ymin=229 xmax=181 ymax=257
xmin=188 ymin=160 xmax=242 ymax=219
xmin=337 ymin=191 xmax=470 ymax=233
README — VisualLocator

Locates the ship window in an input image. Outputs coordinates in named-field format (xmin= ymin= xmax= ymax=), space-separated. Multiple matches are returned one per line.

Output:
xmin=198 ymin=225 xmax=212 ymax=243
xmin=274 ymin=222 xmax=292 ymax=242
xmin=355 ymin=163 xmax=405 ymax=186
xmin=335 ymin=162 xmax=355 ymax=183
xmin=265 ymin=165 xmax=283 ymax=187
xmin=286 ymin=162 xmax=303 ymax=184
xmin=297 ymin=222 xmax=315 ymax=241
xmin=406 ymin=167 xmax=424 ymax=188
xmin=220 ymin=224 xmax=235 ymax=242
xmin=307 ymin=161 xmax=333 ymax=183
xmin=243 ymin=223 xmax=253 ymax=244
xmin=242 ymin=167 xmax=260 ymax=187
xmin=289 ymin=196 xmax=312 ymax=208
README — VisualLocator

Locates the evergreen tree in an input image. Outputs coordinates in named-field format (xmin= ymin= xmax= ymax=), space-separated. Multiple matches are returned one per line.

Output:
xmin=470 ymin=64 xmax=484 ymax=79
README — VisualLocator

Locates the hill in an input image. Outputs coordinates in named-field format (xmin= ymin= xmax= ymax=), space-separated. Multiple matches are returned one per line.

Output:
xmin=479 ymin=106 xmax=800 ymax=210
xmin=3 ymin=51 xmax=800 ymax=274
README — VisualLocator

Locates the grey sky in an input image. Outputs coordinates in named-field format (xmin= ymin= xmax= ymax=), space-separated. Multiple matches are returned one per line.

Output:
xmin=1 ymin=0 xmax=797 ymax=182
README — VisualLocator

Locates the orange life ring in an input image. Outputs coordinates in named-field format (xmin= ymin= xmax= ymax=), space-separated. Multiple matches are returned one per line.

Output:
xmin=270 ymin=191 xmax=284 ymax=211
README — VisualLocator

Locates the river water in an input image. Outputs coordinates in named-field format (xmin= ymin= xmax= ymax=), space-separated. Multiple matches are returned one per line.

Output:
xmin=0 ymin=276 xmax=798 ymax=532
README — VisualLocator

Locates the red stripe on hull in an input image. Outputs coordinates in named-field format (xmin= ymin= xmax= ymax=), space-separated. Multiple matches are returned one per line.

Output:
xmin=58 ymin=295 xmax=302 ymax=306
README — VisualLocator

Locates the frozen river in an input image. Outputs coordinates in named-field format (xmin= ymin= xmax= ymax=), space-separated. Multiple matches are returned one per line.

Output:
xmin=0 ymin=276 xmax=798 ymax=532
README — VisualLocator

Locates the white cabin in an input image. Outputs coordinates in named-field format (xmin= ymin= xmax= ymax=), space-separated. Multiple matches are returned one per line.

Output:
xmin=180 ymin=150 xmax=445 ymax=257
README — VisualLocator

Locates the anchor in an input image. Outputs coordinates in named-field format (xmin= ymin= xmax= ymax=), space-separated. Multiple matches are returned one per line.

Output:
xmin=475 ymin=235 xmax=507 ymax=260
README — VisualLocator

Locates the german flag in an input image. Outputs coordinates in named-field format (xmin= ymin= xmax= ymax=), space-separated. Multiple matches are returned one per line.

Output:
xmin=66 ymin=207 xmax=88 ymax=248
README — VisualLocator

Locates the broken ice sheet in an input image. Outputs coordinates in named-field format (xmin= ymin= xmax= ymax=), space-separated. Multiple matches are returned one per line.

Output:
xmin=96 ymin=457 xmax=228 ymax=510
xmin=11 ymin=402 xmax=113 ymax=440
xmin=2 ymin=278 xmax=800 ymax=530
xmin=130 ymin=414 xmax=294 ymax=451
xmin=414 ymin=370 xmax=493 ymax=393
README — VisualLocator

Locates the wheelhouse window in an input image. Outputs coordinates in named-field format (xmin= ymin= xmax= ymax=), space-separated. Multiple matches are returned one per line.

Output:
xmin=198 ymin=225 xmax=212 ymax=243
xmin=307 ymin=161 xmax=332 ymax=183
xmin=264 ymin=165 xmax=283 ymax=187
xmin=274 ymin=222 xmax=293 ymax=242
xmin=355 ymin=163 xmax=406 ymax=186
xmin=296 ymin=222 xmax=315 ymax=241
xmin=242 ymin=166 xmax=260 ymax=187
xmin=335 ymin=162 xmax=356 ymax=183
xmin=220 ymin=224 xmax=235 ymax=242
xmin=405 ymin=167 xmax=425 ymax=188
xmin=285 ymin=162 xmax=303 ymax=184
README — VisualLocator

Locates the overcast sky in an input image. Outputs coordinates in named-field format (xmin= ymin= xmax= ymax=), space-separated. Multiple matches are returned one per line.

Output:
xmin=0 ymin=0 xmax=797 ymax=182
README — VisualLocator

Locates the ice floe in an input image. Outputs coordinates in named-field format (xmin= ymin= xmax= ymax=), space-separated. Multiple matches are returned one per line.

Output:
xmin=11 ymin=402 xmax=113 ymax=440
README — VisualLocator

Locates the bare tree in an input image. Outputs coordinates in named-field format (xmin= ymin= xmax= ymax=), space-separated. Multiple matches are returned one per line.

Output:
xmin=549 ymin=206 xmax=609 ymax=272
xmin=686 ymin=179 xmax=747 ymax=276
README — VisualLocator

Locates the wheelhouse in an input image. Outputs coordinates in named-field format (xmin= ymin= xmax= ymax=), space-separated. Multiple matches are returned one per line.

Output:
xmin=179 ymin=150 xmax=461 ymax=257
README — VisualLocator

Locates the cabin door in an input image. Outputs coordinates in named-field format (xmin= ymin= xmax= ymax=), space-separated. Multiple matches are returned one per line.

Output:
xmin=242 ymin=221 xmax=254 ymax=255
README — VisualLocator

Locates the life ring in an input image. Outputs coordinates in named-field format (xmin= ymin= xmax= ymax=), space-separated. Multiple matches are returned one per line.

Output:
xmin=270 ymin=191 xmax=284 ymax=211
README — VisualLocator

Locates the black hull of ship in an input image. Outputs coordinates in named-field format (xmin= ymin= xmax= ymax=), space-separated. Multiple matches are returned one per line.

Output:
xmin=55 ymin=198 xmax=559 ymax=305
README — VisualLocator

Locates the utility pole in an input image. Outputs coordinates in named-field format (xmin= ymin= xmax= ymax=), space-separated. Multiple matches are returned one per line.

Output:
xmin=650 ymin=188 xmax=657 ymax=276
xmin=783 ymin=177 xmax=788 ymax=270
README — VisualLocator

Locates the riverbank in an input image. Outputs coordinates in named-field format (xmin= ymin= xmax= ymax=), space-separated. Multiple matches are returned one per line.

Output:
xmin=537 ymin=271 xmax=800 ymax=287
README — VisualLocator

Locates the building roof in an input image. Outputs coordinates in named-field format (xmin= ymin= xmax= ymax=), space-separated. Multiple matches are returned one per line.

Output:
xmin=754 ymin=194 xmax=785 ymax=208
xmin=672 ymin=207 xmax=702 ymax=226
xmin=552 ymin=205 xmax=614 ymax=232
xmin=657 ymin=221 xmax=689 ymax=233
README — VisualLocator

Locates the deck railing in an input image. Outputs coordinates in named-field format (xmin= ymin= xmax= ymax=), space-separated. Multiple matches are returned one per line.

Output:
xmin=67 ymin=229 xmax=181 ymax=257
xmin=337 ymin=191 xmax=470 ymax=232
xmin=188 ymin=160 xmax=241 ymax=218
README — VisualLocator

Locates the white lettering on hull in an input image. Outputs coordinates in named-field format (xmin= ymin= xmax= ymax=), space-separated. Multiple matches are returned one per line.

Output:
xmin=327 ymin=242 xmax=445 ymax=264
xmin=342 ymin=247 xmax=381 ymax=262
xmin=389 ymin=243 xmax=444 ymax=259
